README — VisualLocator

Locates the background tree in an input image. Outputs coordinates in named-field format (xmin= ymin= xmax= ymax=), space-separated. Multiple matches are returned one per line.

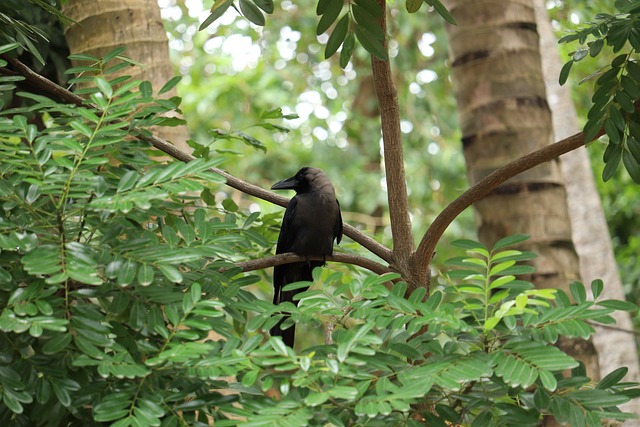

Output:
xmin=62 ymin=0 xmax=190 ymax=153
xmin=534 ymin=0 xmax=640 ymax=416
xmin=443 ymin=0 xmax=601 ymax=385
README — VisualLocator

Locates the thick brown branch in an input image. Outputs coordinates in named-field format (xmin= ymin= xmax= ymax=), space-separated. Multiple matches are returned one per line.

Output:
xmin=227 ymin=252 xmax=393 ymax=276
xmin=371 ymin=1 xmax=416 ymax=280
xmin=414 ymin=130 xmax=600 ymax=265
xmin=2 ymin=55 xmax=393 ymax=263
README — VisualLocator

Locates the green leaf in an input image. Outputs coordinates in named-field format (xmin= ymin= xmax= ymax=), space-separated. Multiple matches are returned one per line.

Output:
xmin=621 ymin=74 xmax=640 ymax=99
xmin=569 ymin=282 xmax=586 ymax=304
xmin=533 ymin=387 xmax=550 ymax=411
xmin=70 ymin=120 xmax=94 ymax=137
xmin=569 ymin=389 xmax=630 ymax=408
xmin=492 ymin=234 xmax=529 ymax=250
xmin=352 ymin=4 xmax=384 ymax=40
xmin=597 ymin=367 xmax=628 ymax=390
xmin=95 ymin=77 xmax=113 ymax=98
xmin=602 ymin=144 xmax=622 ymax=181
xmin=571 ymin=48 xmax=588 ymax=63
xmin=558 ymin=60 xmax=573 ymax=86
xmin=137 ymin=264 xmax=155 ymax=286
xmin=325 ymin=14 xmax=349 ymax=58
xmin=623 ymin=149 xmax=640 ymax=183
xmin=616 ymin=91 xmax=636 ymax=115
xmin=103 ymin=46 xmax=127 ymax=62
xmin=340 ymin=32 xmax=356 ymax=68
xmin=190 ymin=282 xmax=202 ymax=304
xmin=239 ymin=0 xmax=266 ymax=26
xmin=252 ymin=0 xmax=274 ymax=13
xmin=3 ymin=391 xmax=25 ymax=414
xmin=425 ymin=0 xmax=457 ymax=25
xmin=628 ymin=136 xmax=640 ymax=163
xmin=452 ymin=239 xmax=488 ymax=251
xmin=604 ymin=118 xmax=621 ymax=144
xmin=0 ymin=267 xmax=12 ymax=284
xmin=327 ymin=386 xmax=358 ymax=400
xmin=0 ymin=43 xmax=20 ymax=55
xmin=50 ymin=379 xmax=72 ymax=407
xmin=305 ymin=391 xmax=330 ymax=406
xmin=317 ymin=0 xmax=343 ymax=35
xmin=406 ymin=0 xmax=423 ymax=13
xmin=117 ymin=259 xmax=137 ymax=286
xmin=484 ymin=316 xmax=500 ymax=331
xmin=158 ymin=76 xmax=182 ymax=95
xmin=222 ymin=198 xmax=239 ymax=212
xmin=354 ymin=0 xmax=382 ymax=17
xmin=609 ymin=105 xmax=627 ymax=131
xmin=583 ymin=117 xmax=604 ymax=143
xmin=489 ymin=260 xmax=516 ymax=276
xmin=317 ymin=0 xmax=332 ymax=15
xmin=591 ymin=279 xmax=604 ymax=299
xmin=200 ymin=0 xmax=233 ymax=30
xmin=627 ymin=60 xmax=640 ymax=81
xmin=140 ymin=81 xmax=153 ymax=97
xmin=355 ymin=25 xmax=388 ymax=61
xmin=94 ymin=394 xmax=131 ymax=422
xmin=158 ymin=264 xmax=183 ymax=283
xmin=597 ymin=299 xmax=638 ymax=311
xmin=589 ymin=38 xmax=604 ymax=57
xmin=42 ymin=333 xmax=73 ymax=354
xmin=539 ymin=369 xmax=558 ymax=392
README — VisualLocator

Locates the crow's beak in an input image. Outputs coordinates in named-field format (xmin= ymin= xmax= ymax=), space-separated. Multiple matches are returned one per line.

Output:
xmin=271 ymin=175 xmax=298 ymax=190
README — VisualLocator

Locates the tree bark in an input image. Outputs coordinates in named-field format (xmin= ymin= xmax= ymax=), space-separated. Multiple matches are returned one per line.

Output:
xmin=371 ymin=0 xmax=427 ymax=292
xmin=534 ymin=1 xmax=640 ymax=418
xmin=61 ymin=0 xmax=190 ymax=153
xmin=443 ymin=0 xmax=600 ymax=381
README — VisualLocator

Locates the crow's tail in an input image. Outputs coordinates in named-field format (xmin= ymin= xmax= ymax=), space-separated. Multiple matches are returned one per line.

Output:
xmin=271 ymin=261 xmax=322 ymax=348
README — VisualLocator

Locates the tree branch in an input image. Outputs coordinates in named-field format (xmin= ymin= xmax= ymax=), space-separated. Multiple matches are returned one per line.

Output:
xmin=2 ymin=55 xmax=393 ymax=264
xmin=226 ymin=252 xmax=393 ymax=276
xmin=588 ymin=321 xmax=640 ymax=336
xmin=371 ymin=1 xmax=415 ymax=266
xmin=414 ymin=130 xmax=602 ymax=265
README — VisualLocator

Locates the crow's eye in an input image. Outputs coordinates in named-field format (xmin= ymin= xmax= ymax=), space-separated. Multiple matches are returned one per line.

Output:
xmin=296 ymin=168 xmax=308 ymax=181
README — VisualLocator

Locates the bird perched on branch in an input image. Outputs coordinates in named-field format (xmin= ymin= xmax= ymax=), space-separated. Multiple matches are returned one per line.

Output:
xmin=270 ymin=167 xmax=343 ymax=347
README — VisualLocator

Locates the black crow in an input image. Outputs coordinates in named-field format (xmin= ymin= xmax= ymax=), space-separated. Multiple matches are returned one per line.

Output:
xmin=270 ymin=167 xmax=343 ymax=347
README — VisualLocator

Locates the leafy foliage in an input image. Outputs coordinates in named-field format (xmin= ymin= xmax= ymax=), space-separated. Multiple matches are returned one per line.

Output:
xmin=0 ymin=47 xmax=271 ymax=426
xmin=559 ymin=0 xmax=640 ymax=183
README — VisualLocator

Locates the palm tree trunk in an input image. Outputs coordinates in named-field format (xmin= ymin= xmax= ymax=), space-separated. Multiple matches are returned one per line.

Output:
xmin=534 ymin=0 xmax=640 ymax=417
xmin=443 ymin=0 xmax=600 ymax=381
xmin=62 ymin=0 xmax=190 ymax=153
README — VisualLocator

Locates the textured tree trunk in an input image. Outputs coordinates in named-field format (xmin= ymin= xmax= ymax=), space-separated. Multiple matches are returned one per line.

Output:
xmin=443 ymin=0 xmax=600 ymax=383
xmin=61 ymin=0 xmax=190 ymax=153
xmin=534 ymin=1 xmax=640 ymax=418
